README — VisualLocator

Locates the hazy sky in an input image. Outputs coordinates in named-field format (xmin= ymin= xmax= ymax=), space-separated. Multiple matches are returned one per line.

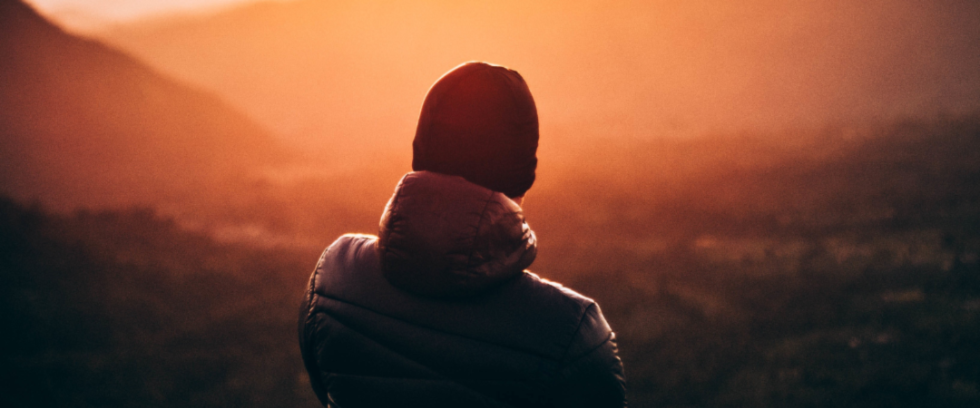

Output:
xmin=25 ymin=0 xmax=283 ymax=30
xmin=21 ymin=0 xmax=980 ymax=152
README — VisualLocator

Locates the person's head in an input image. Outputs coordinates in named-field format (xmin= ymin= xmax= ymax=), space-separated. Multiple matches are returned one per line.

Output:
xmin=412 ymin=61 xmax=538 ymax=199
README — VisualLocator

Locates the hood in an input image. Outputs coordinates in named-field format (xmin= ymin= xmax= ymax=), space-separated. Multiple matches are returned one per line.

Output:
xmin=378 ymin=171 xmax=537 ymax=298
xmin=412 ymin=62 xmax=539 ymax=199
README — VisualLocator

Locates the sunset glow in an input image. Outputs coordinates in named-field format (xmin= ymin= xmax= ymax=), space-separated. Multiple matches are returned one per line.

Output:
xmin=25 ymin=0 xmax=280 ymax=30
xmin=4 ymin=0 xmax=980 ymax=406
xmin=86 ymin=0 xmax=980 ymax=158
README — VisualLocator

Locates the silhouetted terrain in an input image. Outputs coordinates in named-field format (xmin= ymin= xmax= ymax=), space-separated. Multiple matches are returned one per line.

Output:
xmin=0 ymin=0 xmax=293 ymax=211
xmin=4 ymin=0 xmax=980 ymax=406
xmin=3 ymin=114 xmax=979 ymax=407
xmin=0 ymin=197 xmax=320 ymax=407
xmin=95 ymin=0 xmax=980 ymax=158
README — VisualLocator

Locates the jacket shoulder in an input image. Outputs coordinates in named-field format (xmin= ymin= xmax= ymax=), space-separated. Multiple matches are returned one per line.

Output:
xmin=317 ymin=233 xmax=377 ymax=270
xmin=518 ymin=273 xmax=615 ymax=355
xmin=517 ymin=271 xmax=595 ymax=310
xmin=510 ymin=273 xmax=626 ymax=407
xmin=310 ymin=233 xmax=378 ymax=296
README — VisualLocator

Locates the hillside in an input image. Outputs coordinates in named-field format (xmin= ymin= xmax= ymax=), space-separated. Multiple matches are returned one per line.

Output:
xmin=2 ymin=114 xmax=979 ymax=406
xmin=3 ymin=1 xmax=979 ymax=405
xmin=0 ymin=0 xmax=293 ymax=211
xmin=0 ymin=197 xmax=320 ymax=407
xmin=94 ymin=0 xmax=980 ymax=159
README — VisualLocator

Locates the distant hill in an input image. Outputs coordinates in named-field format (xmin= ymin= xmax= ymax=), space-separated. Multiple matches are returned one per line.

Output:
xmin=94 ymin=0 xmax=980 ymax=158
xmin=0 ymin=0 xmax=294 ymax=211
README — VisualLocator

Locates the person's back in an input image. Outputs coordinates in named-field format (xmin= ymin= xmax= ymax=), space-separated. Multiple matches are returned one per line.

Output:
xmin=298 ymin=62 xmax=626 ymax=407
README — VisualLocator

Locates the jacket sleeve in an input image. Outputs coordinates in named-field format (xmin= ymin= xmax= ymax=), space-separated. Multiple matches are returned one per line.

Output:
xmin=552 ymin=303 xmax=628 ymax=407
xmin=298 ymin=257 xmax=331 ymax=407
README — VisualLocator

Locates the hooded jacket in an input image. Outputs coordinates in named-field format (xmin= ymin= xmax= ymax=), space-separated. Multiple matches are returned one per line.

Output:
xmin=299 ymin=171 xmax=627 ymax=407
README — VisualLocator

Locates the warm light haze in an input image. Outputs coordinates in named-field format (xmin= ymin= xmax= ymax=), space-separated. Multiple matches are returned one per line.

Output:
xmin=25 ymin=0 xmax=282 ymax=31
xmin=90 ymin=0 xmax=980 ymax=159
xmin=4 ymin=1 xmax=980 ymax=406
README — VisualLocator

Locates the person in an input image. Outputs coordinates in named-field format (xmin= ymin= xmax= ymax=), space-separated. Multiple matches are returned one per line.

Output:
xmin=298 ymin=61 xmax=627 ymax=407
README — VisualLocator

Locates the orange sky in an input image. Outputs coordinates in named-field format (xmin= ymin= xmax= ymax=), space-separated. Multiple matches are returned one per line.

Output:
xmin=25 ymin=0 xmax=276 ymax=31
xmin=7 ymin=0 xmax=980 ymax=233
xmin=24 ymin=0 xmax=980 ymax=161
xmin=93 ymin=1 xmax=980 ymax=146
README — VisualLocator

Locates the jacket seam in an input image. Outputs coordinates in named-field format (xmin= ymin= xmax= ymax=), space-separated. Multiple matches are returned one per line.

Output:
xmin=302 ymin=247 xmax=335 ymax=407
xmin=307 ymin=248 xmax=329 ymax=316
xmin=465 ymin=191 xmax=496 ymax=271
xmin=309 ymin=309 xmax=524 ymax=408
xmin=567 ymin=332 xmax=615 ymax=363
xmin=378 ymin=184 xmax=405 ymax=259
xmin=558 ymin=302 xmax=596 ymax=363
xmin=315 ymin=292 xmax=561 ymax=362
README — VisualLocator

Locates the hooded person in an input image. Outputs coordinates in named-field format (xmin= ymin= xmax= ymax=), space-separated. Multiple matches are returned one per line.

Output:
xmin=298 ymin=62 xmax=627 ymax=408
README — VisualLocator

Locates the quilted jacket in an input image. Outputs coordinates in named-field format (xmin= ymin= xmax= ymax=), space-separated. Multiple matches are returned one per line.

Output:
xmin=298 ymin=171 xmax=626 ymax=407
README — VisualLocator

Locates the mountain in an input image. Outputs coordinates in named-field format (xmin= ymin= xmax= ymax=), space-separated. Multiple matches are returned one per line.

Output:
xmin=0 ymin=0 xmax=294 ymax=211
xmin=93 ymin=0 xmax=980 ymax=158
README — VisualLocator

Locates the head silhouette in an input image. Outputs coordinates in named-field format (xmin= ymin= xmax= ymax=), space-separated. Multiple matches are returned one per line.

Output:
xmin=412 ymin=62 xmax=539 ymax=198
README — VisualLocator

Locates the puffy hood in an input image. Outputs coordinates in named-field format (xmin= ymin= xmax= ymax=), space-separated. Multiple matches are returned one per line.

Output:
xmin=378 ymin=171 xmax=537 ymax=298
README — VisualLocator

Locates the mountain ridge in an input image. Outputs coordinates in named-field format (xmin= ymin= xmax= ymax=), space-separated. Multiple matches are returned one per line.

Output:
xmin=1 ymin=0 xmax=295 ymax=211
xmin=94 ymin=0 xmax=980 ymax=156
